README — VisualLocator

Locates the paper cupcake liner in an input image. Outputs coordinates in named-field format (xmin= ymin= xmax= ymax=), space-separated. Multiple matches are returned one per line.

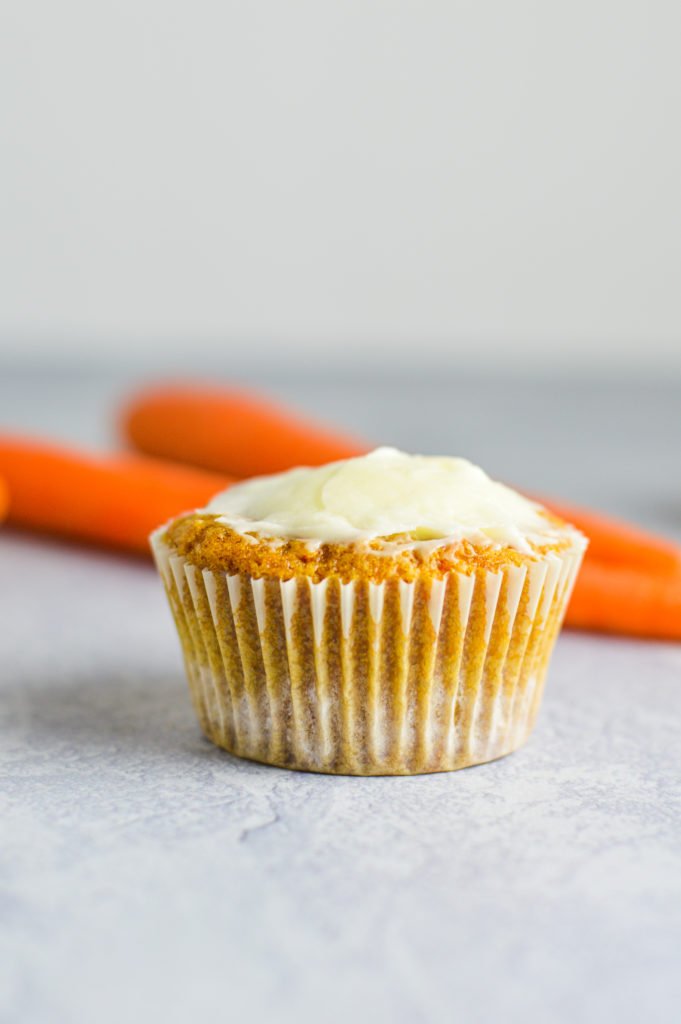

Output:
xmin=151 ymin=530 xmax=584 ymax=775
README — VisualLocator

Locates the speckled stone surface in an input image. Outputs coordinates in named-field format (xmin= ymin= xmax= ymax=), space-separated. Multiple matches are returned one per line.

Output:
xmin=1 ymin=369 xmax=681 ymax=1023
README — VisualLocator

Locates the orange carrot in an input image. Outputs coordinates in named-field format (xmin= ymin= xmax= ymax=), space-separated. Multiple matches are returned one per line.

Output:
xmin=0 ymin=476 xmax=8 ymax=523
xmin=565 ymin=560 xmax=681 ymax=641
xmin=122 ymin=383 xmax=367 ymax=479
xmin=525 ymin=493 xmax=681 ymax=576
xmin=121 ymin=382 xmax=681 ymax=578
xmin=0 ymin=435 xmax=231 ymax=556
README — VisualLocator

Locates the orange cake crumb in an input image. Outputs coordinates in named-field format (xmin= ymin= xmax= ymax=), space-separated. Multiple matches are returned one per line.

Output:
xmin=162 ymin=512 xmax=574 ymax=584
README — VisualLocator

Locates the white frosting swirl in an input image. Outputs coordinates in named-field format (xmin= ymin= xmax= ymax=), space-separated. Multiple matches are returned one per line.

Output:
xmin=204 ymin=447 xmax=571 ymax=552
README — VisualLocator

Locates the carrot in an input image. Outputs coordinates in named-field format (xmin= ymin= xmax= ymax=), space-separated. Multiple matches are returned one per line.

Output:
xmin=0 ymin=435 xmax=231 ymax=556
xmin=0 ymin=476 xmax=8 ymax=523
xmin=525 ymin=493 xmax=681 ymax=576
xmin=565 ymin=560 xmax=681 ymax=641
xmin=121 ymin=382 xmax=681 ymax=578
xmin=122 ymin=383 xmax=368 ymax=479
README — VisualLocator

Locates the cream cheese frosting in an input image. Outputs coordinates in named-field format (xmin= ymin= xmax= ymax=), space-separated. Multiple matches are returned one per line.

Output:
xmin=204 ymin=447 xmax=575 ymax=553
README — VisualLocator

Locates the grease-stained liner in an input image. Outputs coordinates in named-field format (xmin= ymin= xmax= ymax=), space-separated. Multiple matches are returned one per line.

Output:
xmin=151 ymin=529 xmax=584 ymax=775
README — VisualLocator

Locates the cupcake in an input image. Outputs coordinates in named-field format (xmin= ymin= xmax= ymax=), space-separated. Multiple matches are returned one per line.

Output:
xmin=151 ymin=448 xmax=587 ymax=775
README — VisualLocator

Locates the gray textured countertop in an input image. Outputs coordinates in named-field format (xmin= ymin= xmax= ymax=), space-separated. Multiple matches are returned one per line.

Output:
xmin=2 ymin=367 xmax=680 ymax=1024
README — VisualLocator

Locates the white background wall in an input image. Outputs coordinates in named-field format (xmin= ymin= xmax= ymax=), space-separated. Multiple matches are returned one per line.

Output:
xmin=1 ymin=1 xmax=680 ymax=369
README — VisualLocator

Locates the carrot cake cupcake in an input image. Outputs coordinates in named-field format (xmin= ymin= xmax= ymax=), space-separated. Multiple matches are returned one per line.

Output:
xmin=151 ymin=448 xmax=587 ymax=775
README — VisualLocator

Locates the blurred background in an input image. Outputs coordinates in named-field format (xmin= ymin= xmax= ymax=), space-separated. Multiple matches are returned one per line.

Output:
xmin=1 ymin=1 xmax=680 ymax=521
xmin=2 ymin=0 xmax=681 ymax=371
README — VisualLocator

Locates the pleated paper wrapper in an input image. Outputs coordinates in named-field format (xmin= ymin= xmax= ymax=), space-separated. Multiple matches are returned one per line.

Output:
xmin=151 ymin=529 xmax=585 ymax=775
